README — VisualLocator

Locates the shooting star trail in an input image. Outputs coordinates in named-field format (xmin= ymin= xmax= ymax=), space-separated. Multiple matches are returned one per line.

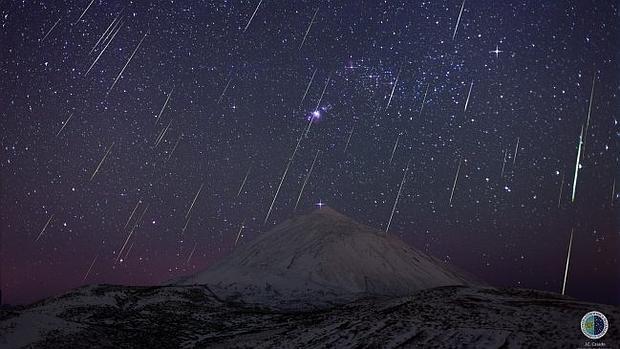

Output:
xmin=386 ymin=161 xmax=410 ymax=234
xmin=73 ymin=0 xmax=96 ymax=25
xmin=107 ymin=32 xmax=147 ymax=95
xmin=449 ymin=158 xmax=462 ymax=207
xmin=234 ymin=223 xmax=245 ymax=246
xmin=299 ymin=68 xmax=317 ymax=108
xmin=217 ymin=78 xmax=232 ymax=104
xmin=186 ymin=183 xmax=204 ymax=219
xmin=123 ymin=241 xmax=135 ymax=260
xmin=264 ymin=160 xmax=292 ymax=224
xmin=557 ymin=173 xmax=564 ymax=208
xmin=116 ymin=204 xmax=148 ymax=262
xmin=167 ymin=135 xmax=182 ymax=161
xmin=154 ymin=118 xmax=173 ymax=147
xmin=582 ymin=73 xmax=596 ymax=151
xmin=90 ymin=142 xmax=114 ymax=182
xmin=344 ymin=125 xmax=354 ymax=154
xmin=124 ymin=200 xmax=141 ymax=229
xmin=294 ymin=150 xmax=320 ymax=210
xmin=41 ymin=17 xmax=61 ymax=42
xmin=512 ymin=137 xmax=520 ymax=166
xmin=56 ymin=112 xmax=73 ymax=137
xmin=464 ymin=81 xmax=473 ymax=112
xmin=389 ymin=134 xmax=400 ymax=165
xmin=305 ymin=74 xmax=331 ymax=137
xmin=299 ymin=7 xmax=319 ymax=50
xmin=186 ymin=243 xmax=197 ymax=264
xmin=85 ymin=19 xmax=123 ymax=76
xmin=155 ymin=85 xmax=174 ymax=125
xmin=83 ymin=255 xmax=98 ymax=281
xmin=35 ymin=214 xmax=54 ymax=242
xmin=89 ymin=11 xmax=123 ymax=54
xmin=500 ymin=149 xmax=508 ymax=177
xmin=571 ymin=125 xmax=584 ymax=202
xmin=385 ymin=66 xmax=402 ymax=110
xmin=237 ymin=167 xmax=251 ymax=197
xmin=452 ymin=0 xmax=466 ymax=40
xmin=243 ymin=0 xmax=263 ymax=33
xmin=612 ymin=179 xmax=616 ymax=206
xmin=561 ymin=228 xmax=574 ymax=295
xmin=418 ymin=83 xmax=430 ymax=118
xmin=181 ymin=214 xmax=191 ymax=234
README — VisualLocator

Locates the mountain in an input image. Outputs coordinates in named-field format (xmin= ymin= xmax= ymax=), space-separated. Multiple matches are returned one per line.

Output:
xmin=1 ymin=284 xmax=618 ymax=348
xmin=174 ymin=207 xmax=477 ymax=308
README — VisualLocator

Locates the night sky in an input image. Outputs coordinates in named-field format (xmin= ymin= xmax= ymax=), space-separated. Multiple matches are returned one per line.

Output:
xmin=1 ymin=0 xmax=618 ymax=306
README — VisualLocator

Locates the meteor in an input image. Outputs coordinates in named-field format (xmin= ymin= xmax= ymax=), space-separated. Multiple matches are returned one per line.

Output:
xmin=181 ymin=214 xmax=191 ymax=234
xmin=464 ymin=81 xmax=473 ymax=112
xmin=389 ymin=134 xmax=400 ymax=165
xmin=449 ymin=158 xmax=462 ymax=207
xmin=116 ymin=204 xmax=148 ymax=262
xmin=452 ymin=0 xmax=466 ymax=40
xmin=90 ymin=142 xmax=114 ymax=182
xmin=217 ymin=78 xmax=232 ymax=104
xmin=305 ymin=74 xmax=331 ymax=137
xmin=107 ymin=32 xmax=148 ymax=95
xmin=167 ymin=134 xmax=182 ymax=161
xmin=186 ymin=183 xmax=204 ymax=219
xmin=557 ymin=173 xmax=564 ymax=208
xmin=299 ymin=7 xmax=319 ymax=50
xmin=418 ymin=83 xmax=430 ymax=118
xmin=294 ymin=150 xmax=320 ymax=210
xmin=583 ymin=73 xmax=596 ymax=149
xmin=154 ymin=118 xmax=173 ymax=147
xmin=186 ymin=243 xmax=197 ymax=264
xmin=264 ymin=160 xmax=292 ymax=224
xmin=386 ymin=160 xmax=410 ymax=234
xmin=73 ymin=0 xmax=96 ymax=25
xmin=512 ymin=137 xmax=520 ymax=166
xmin=85 ymin=19 xmax=124 ymax=76
xmin=234 ymin=223 xmax=245 ymax=246
xmin=56 ymin=112 xmax=73 ymax=137
xmin=500 ymin=149 xmax=507 ymax=177
xmin=571 ymin=125 xmax=584 ymax=202
xmin=299 ymin=68 xmax=317 ymax=108
xmin=344 ymin=125 xmax=354 ymax=154
xmin=155 ymin=85 xmax=174 ymax=125
xmin=89 ymin=11 xmax=123 ymax=54
xmin=83 ymin=255 xmax=98 ymax=281
xmin=41 ymin=18 xmax=61 ymax=42
xmin=124 ymin=200 xmax=141 ymax=229
xmin=237 ymin=167 xmax=251 ymax=197
xmin=35 ymin=214 xmax=54 ymax=242
xmin=243 ymin=0 xmax=263 ymax=33
xmin=561 ymin=229 xmax=574 ymax=295
xmin=385 ymin=66 xmax=402 ymax=110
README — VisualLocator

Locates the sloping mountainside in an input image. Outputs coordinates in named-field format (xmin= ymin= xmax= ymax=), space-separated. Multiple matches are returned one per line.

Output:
xmin=1 ymin=284 xmax=618 ymax=348
xmin=175 ymin=207 xmax=477 ymax=308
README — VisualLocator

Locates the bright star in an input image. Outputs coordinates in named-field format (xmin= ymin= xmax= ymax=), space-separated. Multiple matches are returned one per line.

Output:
xmin=490 ymin=44 xmax=503 ymax=58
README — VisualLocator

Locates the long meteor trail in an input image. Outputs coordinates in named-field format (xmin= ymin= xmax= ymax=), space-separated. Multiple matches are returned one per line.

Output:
xmin=155 ymin=85 xmax=174 ymax=125
xmin=41 ymin=18 xmax=61 ymax=42
xmin=237 ymin=167 xmax=251 ymax=197
xmin=299 ymin=7 xmax=319 ymax=50
xmin=35 ymin=214 xmax=54 ymax=242
xmin=464 ymin=81 xmax=473 ymax=112
xmin=344 ymin=125 xmax=354 ymax=154
xmin=386 ymin=66 xmax=402 ymax=110
xmin=299 ymin=68 xmax=317 ymax=108
xmin=74 ymin=0 xmax=96 ymax=25
xmin=186 ymin=183 xmax=204 ymax=219
xmin=56 ymin=113 xmax=74 ymax=137
xmin=90 ymin=142 xmax=114 ymax=182
xmin=418 ymin=83 xmax=430 ymax=118
xmin=452 ymin=0 xmax=466 ymax=40
xmin=83 ymin=255 xmax=98 ymax=281
xmin=107 ymin=32 xmax=148 ymax=95
xmin=85 ymin=20 xmax=124 ymax=76
xmin=561 ymin=229 xmax=574 ymax=295
xmin=512 ymin=137 xmax=520 ymax=166
xmin=294 ymin=150 xmax=320 ymax=210
xmin=389 ymin=134 xmax=400 ymax=165
xmin=571 ymin=125 xmax=584 ymax=202
xmin=243 ymin=0 xmax=263 ymax=33
xmin=264 ymin=160 xmax=292 ymax=224
xmin=449 ymin=158 xmax=462 ymax=207
xmin=386 ymin=161 xmax=410 ymax=234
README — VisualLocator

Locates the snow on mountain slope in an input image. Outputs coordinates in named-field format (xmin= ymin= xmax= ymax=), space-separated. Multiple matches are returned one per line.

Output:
xmin=175 ymin=207 xmax=477 ymax=306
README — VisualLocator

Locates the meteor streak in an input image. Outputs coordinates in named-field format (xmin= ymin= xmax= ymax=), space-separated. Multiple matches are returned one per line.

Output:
xmin=557 ymin=173 xmax=564 ymax=208
xmin=299 ymin=7 xmax=319 ymax=50
xmin=385 ymin=66 xmax=402 ymax=110
xmin=234 ymin=223 xmax=245 ymax=246
xmin=264 ymin=160 xmax=292 ymax=224
xmin=74 ymin=0 xmax=96 ymax=25
xmin=56 ymin=112 xmax=73 ymax=137
xmin=561 ymin=229 xmax=574 ymax=295
xmin=116 ymin=204 xmax=148 ymax=262
xmin=107 ymin=32 xmax=147 ymax=95
xmin=512 ymin=137 xmax=520 ymax=166
xmin=35 ymin=214 xmax=54 ymax=242
xmin=418 ymin=83 xmax=430 ymax=118
xmin=90 ymin=142 xmax=114 ymax=182
xmin=155 ymin=118 xmax=173 ymax=147
xmin=237 ymin=167 xmax=251 ymax=197
xmin=89 ymin=11 xmax=123 ymax=54
xmin=571 ymin=125 xmax=584 ymax=202
xmin=582 ymin=73 xmax=596 ymax=152
xmin=449 ymin=158 xmax=462 ymax=207
xmin=167 ymin=134 xmax=182 ymax=161
xmin=452 ymin=0 xmax=466 ymax=40
xmin=294 ymin=150 xmax=320 ymax=210
xmin=389 ymin=134 xmax=400 ymax=165
xmin=386 ymin=161 xmax=410 ymax=234
xmin=41 ymin=18 xmax=61 ymax=42
xmin=186 ymin=243 xmax=197 ymax=264
xmin=500 ymin=149 xmax=507 ymax=177
xmin=155 ymin=85 xmax=174 ymax=125
xmin=186 ymin=183 xmax=204 ymax=219
xmin=464 ymin=81 xmax=473 ymax=112
xmin=83 ymin=255 xmax=98 ymax=281
xmin=85 ymin=19 xmax=123 ymax=76
xmin=243 ymin=0 xmax=263 ymax=33
xmin=217 ymin=78 xmax=232 ymax=104
xmin=299 ymin=68 xmax=317 ymax=108
xmin=344 ymin=125 xmax=354 ymax=154
xmin=124 ymin=200 xmax=141 ymax=229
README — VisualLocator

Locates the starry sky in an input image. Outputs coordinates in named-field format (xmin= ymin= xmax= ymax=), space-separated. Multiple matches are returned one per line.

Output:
xmin=1 ymin=0 xmax=618 ymax=306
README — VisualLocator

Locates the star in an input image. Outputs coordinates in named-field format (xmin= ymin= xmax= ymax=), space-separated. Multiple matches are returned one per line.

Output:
xmin=489 ymin=44 xmax=503 ymax=58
